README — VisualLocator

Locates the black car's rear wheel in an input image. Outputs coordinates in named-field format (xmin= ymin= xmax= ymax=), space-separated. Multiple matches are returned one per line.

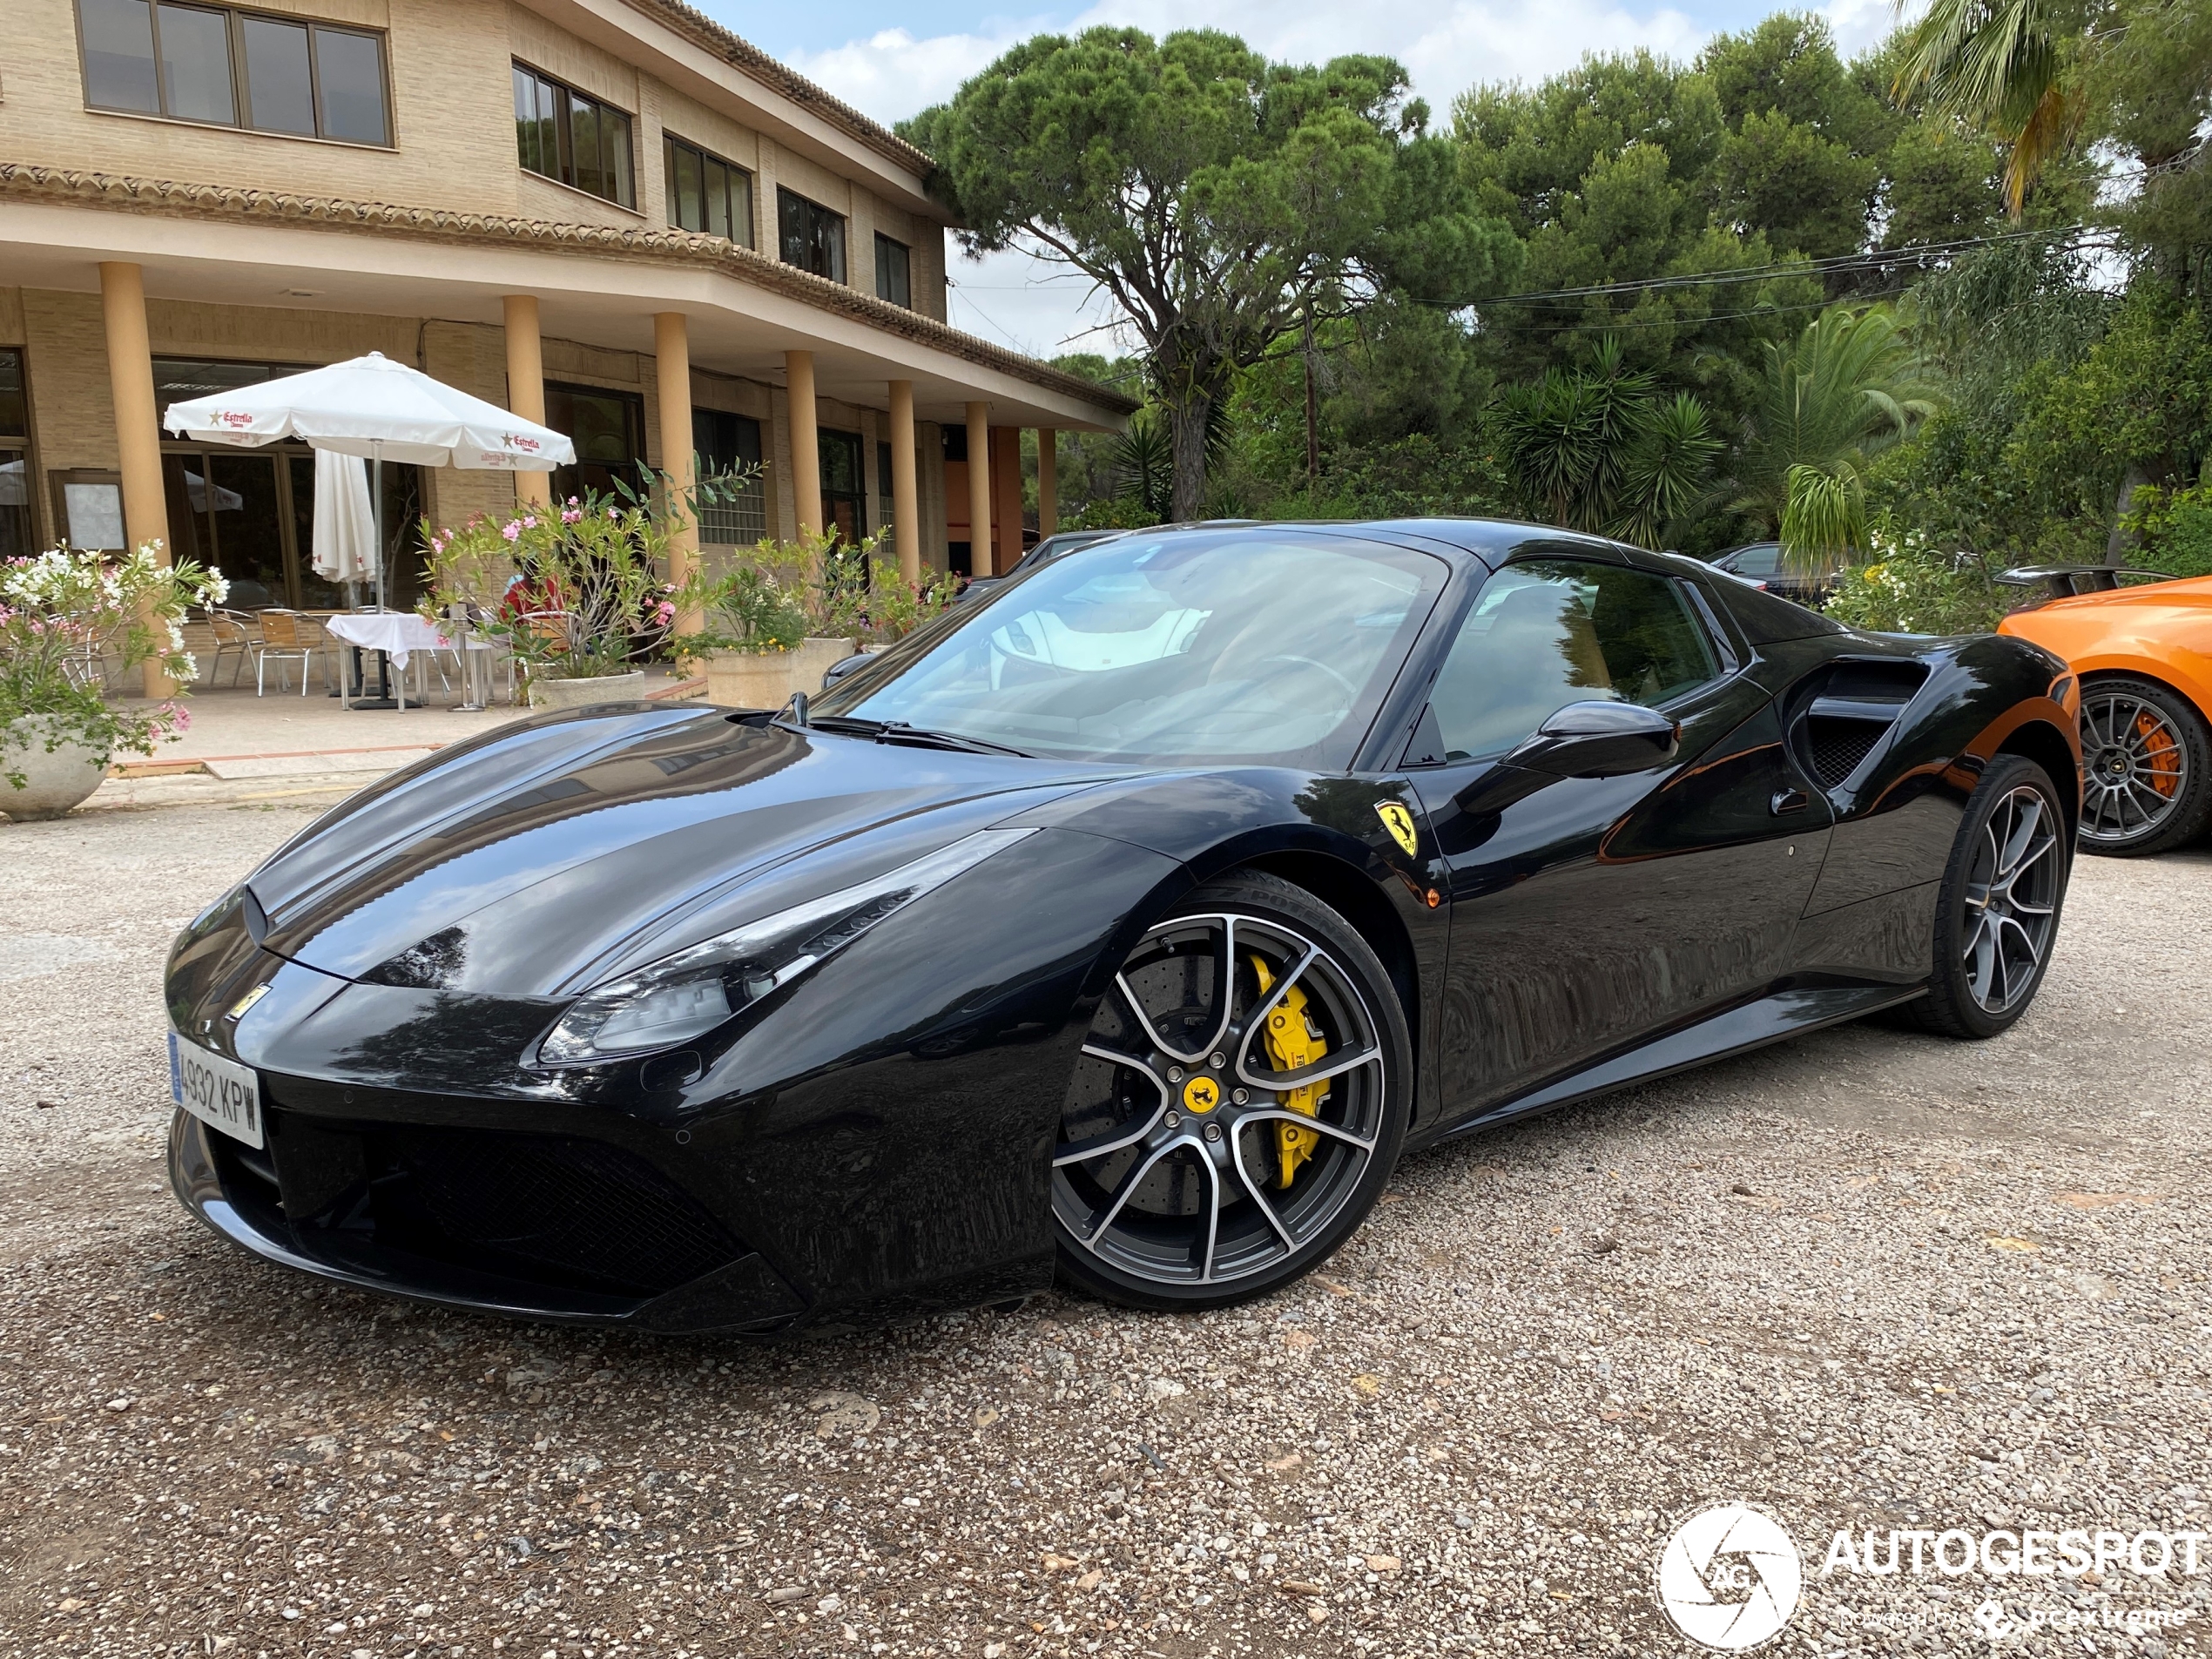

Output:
xmin=2077 ymin=675 xmax=2212 ymax=856
xmin=1910 ymin=755 xmax=2071 ymax=1039
xmin=1051 ymin=873 xmax=1410 ymax=1310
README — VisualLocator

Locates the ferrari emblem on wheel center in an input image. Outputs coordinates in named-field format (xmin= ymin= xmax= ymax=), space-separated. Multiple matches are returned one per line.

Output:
xmin=1181 ymin=1076 xmax=1221 ymax=1114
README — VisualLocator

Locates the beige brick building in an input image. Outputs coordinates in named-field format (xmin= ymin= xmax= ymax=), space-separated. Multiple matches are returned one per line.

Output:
xmin=0 ymin=0 xmax=1131 ymax=616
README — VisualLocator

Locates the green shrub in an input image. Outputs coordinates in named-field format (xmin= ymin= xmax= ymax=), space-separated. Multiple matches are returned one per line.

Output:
xmin=1823 ymin=523 xmax=2011 ymax=635
xmin=2119 ymin=483 xmax=2212 ymax=578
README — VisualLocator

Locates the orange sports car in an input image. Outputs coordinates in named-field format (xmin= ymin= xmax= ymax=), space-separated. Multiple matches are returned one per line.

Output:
xmin=1999 ymin=570 xmax=2212 ymax=855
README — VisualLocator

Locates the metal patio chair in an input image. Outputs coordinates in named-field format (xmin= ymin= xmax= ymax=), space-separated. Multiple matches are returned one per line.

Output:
xmin=253 ymin=610 xmax=329 ymax=696
xmin=206 ymin=609 xmax=259 ymax=688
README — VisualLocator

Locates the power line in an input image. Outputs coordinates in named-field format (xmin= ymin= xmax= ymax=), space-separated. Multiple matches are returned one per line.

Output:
xmin=1460 ymin=223 xmax=2095 ymax=309
xmin=1510 ymin=285 xmax=1915 ymax=333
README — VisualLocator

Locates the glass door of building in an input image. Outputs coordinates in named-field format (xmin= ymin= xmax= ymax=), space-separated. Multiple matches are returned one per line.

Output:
xmin=819 ymin=428 xmax=866 ymax=546
xmin=161 ymin=444 xmax=422 ymax=610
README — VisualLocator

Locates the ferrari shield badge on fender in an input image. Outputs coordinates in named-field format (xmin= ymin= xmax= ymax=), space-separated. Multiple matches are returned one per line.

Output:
xmin=1375 ymin=801 xmax=1419 ymax=857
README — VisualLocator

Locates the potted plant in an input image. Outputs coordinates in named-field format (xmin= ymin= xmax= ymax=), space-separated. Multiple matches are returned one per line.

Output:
xmin=2 ymin=542 xmax=223 ymax=821
xmin=853 ymin=554 xmax=961 ymax=648
xmin=427 ymin=496 xmax=675 ymax=710
xmin=681 ymin=529 xmax=872 ymax=708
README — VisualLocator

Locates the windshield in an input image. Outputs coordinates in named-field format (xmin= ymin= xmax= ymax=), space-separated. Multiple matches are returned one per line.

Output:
xmin=813 ymin=529 xmax=1449 ymax=767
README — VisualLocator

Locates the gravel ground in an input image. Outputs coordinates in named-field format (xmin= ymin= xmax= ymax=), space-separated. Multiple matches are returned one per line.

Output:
xmin=3 ymin=804 xmax=2208 ymax=1659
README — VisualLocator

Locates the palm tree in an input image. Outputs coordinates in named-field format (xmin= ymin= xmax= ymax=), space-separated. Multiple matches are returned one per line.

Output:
xmin=1731 ymin=306 xmax=1938 ymax=564
xmin=1891 ymin=0 xmax=2081 ymax=215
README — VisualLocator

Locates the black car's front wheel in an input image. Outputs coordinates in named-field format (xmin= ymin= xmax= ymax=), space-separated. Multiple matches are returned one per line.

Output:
xmin=1911 ymin=755 xmax=2072 ymax=1039
xmin=1051 ymin=873 xmax=1411 ymax=1311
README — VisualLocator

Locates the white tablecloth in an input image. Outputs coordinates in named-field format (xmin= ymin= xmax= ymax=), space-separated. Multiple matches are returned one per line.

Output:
xmin=324 ymin=612 xmax=459 ymax=668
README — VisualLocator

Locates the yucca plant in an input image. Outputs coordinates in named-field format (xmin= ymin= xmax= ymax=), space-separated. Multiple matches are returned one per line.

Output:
xmin=1490 ymin=338 xmax=1722 ymax=543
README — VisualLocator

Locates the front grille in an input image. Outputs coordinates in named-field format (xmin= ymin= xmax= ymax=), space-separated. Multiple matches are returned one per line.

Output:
xmin=1806 ymin=716 xmax=1885 ymax=786
xmin=373 ymin=1127 xmax=744 ymax=1297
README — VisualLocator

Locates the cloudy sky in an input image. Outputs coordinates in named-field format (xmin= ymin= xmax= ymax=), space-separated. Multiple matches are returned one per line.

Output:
xmin=702 ymin=0 xmax=1900 ymax=357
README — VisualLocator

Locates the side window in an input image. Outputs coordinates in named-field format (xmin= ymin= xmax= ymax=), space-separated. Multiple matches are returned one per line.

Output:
xmin=1429 ymin=558 xmax=1722 ymax=761
xmin=1723 ymin=543 xmax=1781 ymax=577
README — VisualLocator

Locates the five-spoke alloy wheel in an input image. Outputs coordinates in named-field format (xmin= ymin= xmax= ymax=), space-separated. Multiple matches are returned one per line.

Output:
xmin=1051 ymin=873 xmax=1411 ymax=1309
xmin=2076 ymin=676 xmax=2212 ymax=857
xmin=1912 ymin=755 xmax=2073 ymax=1039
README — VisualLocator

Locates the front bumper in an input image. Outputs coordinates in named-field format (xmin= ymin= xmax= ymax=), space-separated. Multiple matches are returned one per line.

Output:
xmin=168 ymin=1104 xmax=809 ymax=1332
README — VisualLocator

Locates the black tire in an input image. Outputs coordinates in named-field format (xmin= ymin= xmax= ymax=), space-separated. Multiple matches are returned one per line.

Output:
xmin=1051 ymin=871 xmax=1412 ymax=1312
xmin=2077 ymin=674 xmax=2212 ymax=857
xmin=1908 ymin=755 xmax=2072 ymax=1040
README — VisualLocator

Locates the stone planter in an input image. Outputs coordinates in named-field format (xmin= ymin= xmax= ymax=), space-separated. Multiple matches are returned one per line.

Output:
xmin=525 ymin=669 xmax=649 ymax=711
xmin=701 ymin=637 xmax=857 ymax=710
xmin=1 ymin=716 xmax=110 ymax=821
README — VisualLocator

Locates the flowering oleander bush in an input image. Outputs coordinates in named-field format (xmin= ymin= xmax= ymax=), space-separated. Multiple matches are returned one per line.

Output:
xmin=1 ymin=543 xmax=224 ymax=787
xmin=1822 ymin=520 xmax=2011 ymax=637
xmin=423 ymin=493 xmax=676 ymax=681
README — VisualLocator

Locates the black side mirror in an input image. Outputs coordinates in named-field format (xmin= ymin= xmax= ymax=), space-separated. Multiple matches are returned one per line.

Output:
xmin=1506 ymin=700 xmax=1680 ymax=779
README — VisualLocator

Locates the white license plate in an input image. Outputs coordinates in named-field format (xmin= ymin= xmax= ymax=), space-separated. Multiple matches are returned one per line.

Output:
xmin=169 ymin=1031 xmax=264 ymax=1150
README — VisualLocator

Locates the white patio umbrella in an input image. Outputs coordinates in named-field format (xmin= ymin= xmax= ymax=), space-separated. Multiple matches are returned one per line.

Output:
xmin=309 ymin=449 xmax=376 ymax=600
xmin=162 ymin=351 xmax=574 ymax=611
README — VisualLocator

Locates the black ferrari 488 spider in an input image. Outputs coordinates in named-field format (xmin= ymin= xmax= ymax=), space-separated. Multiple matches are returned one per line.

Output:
xmin=165 ymin=520 xmax=2080 ymax=1328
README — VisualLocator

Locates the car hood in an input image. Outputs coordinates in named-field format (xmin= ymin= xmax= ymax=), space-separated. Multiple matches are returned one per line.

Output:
xmin=243 ymin=705 xmax=1123 ymax=995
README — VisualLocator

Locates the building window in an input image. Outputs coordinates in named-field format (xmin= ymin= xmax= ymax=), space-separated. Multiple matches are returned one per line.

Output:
xmin=544 ymin=381 xmax=646 ymax=502
xmin=513 ymin=63 xmax=634 ymax=210
xmin=0 ymin=349 xmax=32 ymax=560
xmin=875 ymin=438 xmax=894 ymax=536
xmin=664 ymin=135 xmax=752 ymax=247
xmin=873 ymin=234 xmax=911 ymax=309
xmin=693 ymin=408 xmax=765 ymax=545
xmin=777 ymin=188 xmax=846 ymax=283
xmin=77 ymin=0 xmax=389 ymax=144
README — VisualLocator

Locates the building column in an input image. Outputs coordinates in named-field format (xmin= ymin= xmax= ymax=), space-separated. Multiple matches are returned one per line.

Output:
xmin=787 ymin=350 xmax=821 ymax=541
xmin=1036 ymin=429 xmax=1056 ymax=537
xmin=888 ymin=380 xmax=920 ymax=585
xmin=991 ymin=427 xmax=1023 ymax=574
xmin=964 ymin=401 xmax=991 ymax=576
xmin=98 ymin=260 xmax=172 ymax=698
xmin=653 ymin=314 xmax=700 ymax=634
xmin=502 ymin=295 xmax=550 ymax=509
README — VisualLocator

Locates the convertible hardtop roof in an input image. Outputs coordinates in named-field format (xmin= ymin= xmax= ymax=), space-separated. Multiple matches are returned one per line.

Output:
xmin=1177 ymin=516 xmax=1631 ymax=569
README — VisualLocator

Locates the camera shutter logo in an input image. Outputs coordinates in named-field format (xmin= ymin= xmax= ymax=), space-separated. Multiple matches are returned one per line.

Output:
xmin=1656 ymin=1503 xmax=1804 ymax=1650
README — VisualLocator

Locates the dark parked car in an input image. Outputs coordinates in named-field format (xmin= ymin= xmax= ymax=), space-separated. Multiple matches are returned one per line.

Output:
xmin=952 ymin=527 xmax=1130 ymax=605
xmin=1706 ymin=541 xmax=1849 ymax=606
xmin=165 ymin=519 xmax=2079 ymax=1332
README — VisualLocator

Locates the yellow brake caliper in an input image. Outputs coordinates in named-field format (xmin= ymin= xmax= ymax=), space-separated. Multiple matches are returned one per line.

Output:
xmin=1250 ymin=956 xmax=1327 ymax=1188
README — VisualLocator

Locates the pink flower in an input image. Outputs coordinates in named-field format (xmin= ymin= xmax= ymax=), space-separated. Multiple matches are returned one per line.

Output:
xmin=522 ymin=516 xmax=538 ymax=529
xmin=500 ymin=522 xmax=522 ymax=543
xmin=653 ymin=601 xmax=675 ymax=626
xmin=562 ymin=508 xmax=582 ymax=524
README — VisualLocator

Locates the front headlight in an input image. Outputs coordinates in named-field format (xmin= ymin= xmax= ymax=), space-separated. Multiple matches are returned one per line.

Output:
xmin=534 ymin=827 xmax=1037 ymax=1066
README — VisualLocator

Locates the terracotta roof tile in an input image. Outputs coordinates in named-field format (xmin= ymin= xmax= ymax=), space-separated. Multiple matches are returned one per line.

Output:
xmin=0 ymin=164 xmax=1136 ymax=419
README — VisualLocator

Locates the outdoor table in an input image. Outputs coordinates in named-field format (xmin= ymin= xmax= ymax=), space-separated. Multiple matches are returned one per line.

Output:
xmin=326 ymin=612 xmax=462 ymax=711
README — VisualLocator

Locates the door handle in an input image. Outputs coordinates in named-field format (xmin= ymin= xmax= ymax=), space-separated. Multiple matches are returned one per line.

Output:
xmin=1770 ymin=788 xmax=1811 ymax=816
